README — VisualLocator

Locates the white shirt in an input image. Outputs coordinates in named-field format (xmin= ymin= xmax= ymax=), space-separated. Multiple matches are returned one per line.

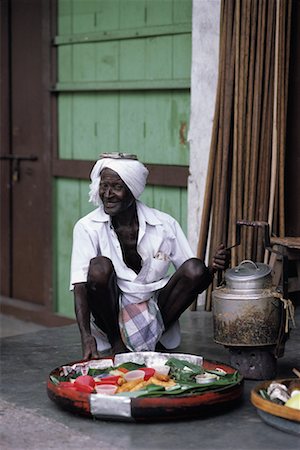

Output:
xmin=70 ymin=200 xmax=194 ymax=350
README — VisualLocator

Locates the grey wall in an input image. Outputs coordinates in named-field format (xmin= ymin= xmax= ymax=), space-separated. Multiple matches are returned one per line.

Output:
xmin=188 ymin=0 xmax=220 ymax=257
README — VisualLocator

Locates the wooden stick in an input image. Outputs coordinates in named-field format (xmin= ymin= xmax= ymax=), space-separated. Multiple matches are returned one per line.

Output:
xmin=230 ymin=0 xmax=241 ymax=267
xmin=292 ymin=368 xmax=300 ymax=378
xmin=278 ymin=1 xmax=285 ymax=237
xmin=243 ymin=0 xmax=257 ymax=261
xmin=256 ymin=1 xmax=275 ymax=261
xmin=204 ymin=0 xmax=234 ymax=311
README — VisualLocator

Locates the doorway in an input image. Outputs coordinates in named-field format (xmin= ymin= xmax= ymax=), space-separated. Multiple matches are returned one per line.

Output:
xmin=0 ymin=0 xmax=53 ymax=309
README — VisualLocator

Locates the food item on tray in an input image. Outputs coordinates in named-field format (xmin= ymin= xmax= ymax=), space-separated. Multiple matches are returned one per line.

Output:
xmin=259 ymin=378 xmax=300 ymax=410
xmin=285 ymin=393 xmax=300 ymax=410
xmin=53 ymin=355 xmax=240 ymax=398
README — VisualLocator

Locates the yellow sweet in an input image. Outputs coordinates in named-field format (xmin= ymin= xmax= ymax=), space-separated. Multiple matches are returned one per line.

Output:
xmin=285 ymin=393 xmax=300 ymax=410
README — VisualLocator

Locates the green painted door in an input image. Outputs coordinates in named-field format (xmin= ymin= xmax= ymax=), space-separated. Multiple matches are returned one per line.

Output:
xmin=55 ymin=0 xmax=192 ymax=317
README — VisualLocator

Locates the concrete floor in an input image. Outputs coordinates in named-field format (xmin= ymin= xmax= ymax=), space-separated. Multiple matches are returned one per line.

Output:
xmin=0 ymin=314 xmax=47 ymax=338
xmin=0 ymin=307 xmax=299 ymax=450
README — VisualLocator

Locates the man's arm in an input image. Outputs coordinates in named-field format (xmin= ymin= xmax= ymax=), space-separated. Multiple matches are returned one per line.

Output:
xmin=73 ymin=283 xmax=99 ymax=360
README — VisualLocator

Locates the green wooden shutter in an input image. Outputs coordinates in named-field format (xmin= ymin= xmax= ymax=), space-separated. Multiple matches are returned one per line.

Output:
xmin=54 ymin=0 xmax=192 ymax=316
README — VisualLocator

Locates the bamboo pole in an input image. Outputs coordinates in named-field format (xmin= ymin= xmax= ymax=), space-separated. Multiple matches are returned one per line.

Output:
xmin=248 ymin=0 xmax=267 ymax=260
xmin=242 ymin=0 xmax=256 ymax=262
xmin=279 ymin=0 xmax=292 ymax=236
xmin=256 ymin=1 xmax=275 ymax=261
xmin=278 ymin=0 xmax=292 ymax=238
xmin=234 ymin=0 xmax=250 ymax=265
xmin=229 ymin=0 xmax=241 ymax=267
xmin=278 ymin=1 xmax=285 ymax=237
xmin=203 ymin=0 xmax=235 ymax=311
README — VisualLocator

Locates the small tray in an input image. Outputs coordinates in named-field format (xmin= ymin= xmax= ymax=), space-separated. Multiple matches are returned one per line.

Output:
xmin=251 ymin=378 xmax=300 ymax=435
xmin=47 ymin=352 xmax=243 ymax=422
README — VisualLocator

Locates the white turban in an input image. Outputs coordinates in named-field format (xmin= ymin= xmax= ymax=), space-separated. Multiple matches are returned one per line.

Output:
xmin=89 ymin=157 xmax=149 ymax=206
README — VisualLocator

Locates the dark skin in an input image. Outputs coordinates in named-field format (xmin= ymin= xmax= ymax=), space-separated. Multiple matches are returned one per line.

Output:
xmin=74 ymin=168 xmax=230 ymax=359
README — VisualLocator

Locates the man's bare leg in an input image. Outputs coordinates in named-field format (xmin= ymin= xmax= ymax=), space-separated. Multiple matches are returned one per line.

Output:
xmin=87 ymin=256 xmax=128 ymax=354
xmin=158 ymin=258 xmax=212 ymax=330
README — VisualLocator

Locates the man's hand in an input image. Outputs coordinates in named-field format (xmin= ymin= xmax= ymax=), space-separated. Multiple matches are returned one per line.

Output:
xmin=82 ymin=334 xmax=99 ymax=360
xmin=208 ymin=244 xmax=230 ymax=276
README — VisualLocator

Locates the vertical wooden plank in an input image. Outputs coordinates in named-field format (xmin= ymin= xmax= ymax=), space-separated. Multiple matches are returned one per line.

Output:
xmin=73 ymin=43 xmax=96 ymax=81
xmin=153 ymin=186 xmax=180 ymax=220
xmin=55 ymin=178 xmax=80 ymax=317
xmin=173 ymin=34 xmax=191 ymax=79
xmin=140 ymin=185 xmax=154 ymax=207
xmin=58 ymin=46 xmax=72 ymax=82
xmin=57 ymin=0 xmax=73 ymax=35
xmin=95 ymin=41 xmax=119 ymax=81
xmin=58 ymin=94 xmax=73 ymax=159
xmin=73 ymin=94 xmax=96 ymax=159
xmin=96 ymin=0 xmax=120 ymax=31
xmin=144 ymin=92 xmax=171 ymax=164
xmin=146 ymin=0 xmax=172 ymax=26
xmin=72 ymin=0 xmax=97 ymax=34
xmin=170 ymin=91 xmax=190 ymax=164
xmin=96 ymin=93 xmax=119 ymax=154
xmin=119 ymin=0 xmax=146 ymax=29
xmin=73 ymin=41 xmax=119 ymax=82
xmin=173 ymin=0 xmax=192 ymax=24
xmin=119 ymin=92 xmax=146 ymax=159
xmin=146 ymin=36 xmax=172 ymax=79
xmin=144 ymin=92 xmax=189 ymax=166
xmin=119 ymin=40 xmax=145 ymax=80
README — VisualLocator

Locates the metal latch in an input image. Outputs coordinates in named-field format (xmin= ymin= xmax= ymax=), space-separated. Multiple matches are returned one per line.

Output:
xmin=0 ymin=154 xmax=38 ymax=182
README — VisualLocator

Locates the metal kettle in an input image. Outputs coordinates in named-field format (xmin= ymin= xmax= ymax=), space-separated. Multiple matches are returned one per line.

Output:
xmin=211 ymin=221 xmax=288 ymax=380
xmin=212 ymin=259 xmax=282 ymax=348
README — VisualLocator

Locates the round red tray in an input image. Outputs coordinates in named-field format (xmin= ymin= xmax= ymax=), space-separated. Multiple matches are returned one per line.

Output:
xmin=47 ymin=353 xmax=243 ymax=422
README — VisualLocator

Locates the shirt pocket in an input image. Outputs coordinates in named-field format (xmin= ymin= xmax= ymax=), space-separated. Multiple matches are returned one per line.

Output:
xmin=136 ymin=256 xmax=170 ymax=283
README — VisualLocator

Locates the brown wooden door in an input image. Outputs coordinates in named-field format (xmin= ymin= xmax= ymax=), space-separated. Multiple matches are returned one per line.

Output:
xmin=0 ymin=0 xmax=53 ymax=307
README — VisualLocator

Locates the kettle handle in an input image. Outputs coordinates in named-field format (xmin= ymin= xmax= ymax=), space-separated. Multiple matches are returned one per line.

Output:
xmin=234 ymin=259 xmax=259 ymax=272
xmin=217 ymin=221 xmax=271 ymax=287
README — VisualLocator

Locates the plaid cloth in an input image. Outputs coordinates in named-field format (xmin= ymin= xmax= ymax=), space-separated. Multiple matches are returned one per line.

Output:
xmin=119 ymin=293 xmax=165 ymax=352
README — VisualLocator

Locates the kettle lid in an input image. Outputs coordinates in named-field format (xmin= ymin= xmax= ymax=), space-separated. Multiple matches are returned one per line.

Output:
xmin=225 ymin=259 xmax=271 ymax=282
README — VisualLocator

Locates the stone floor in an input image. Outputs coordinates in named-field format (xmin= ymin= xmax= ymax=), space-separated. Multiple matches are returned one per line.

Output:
xmin=0 ymin=313 xmax=47 ymax=338
xmin=0 ymin=307 xmax=299 ymax=450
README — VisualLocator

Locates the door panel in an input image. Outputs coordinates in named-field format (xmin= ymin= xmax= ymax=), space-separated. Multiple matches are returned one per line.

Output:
xmin=0 ymin=0 xmax=52 ymax=306
xmin=54 ymin=0 xmax=192 ymax=317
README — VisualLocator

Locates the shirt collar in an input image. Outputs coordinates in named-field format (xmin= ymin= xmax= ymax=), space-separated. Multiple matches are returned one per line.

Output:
xmin=136 ymin=201 xmax=162 ymax=226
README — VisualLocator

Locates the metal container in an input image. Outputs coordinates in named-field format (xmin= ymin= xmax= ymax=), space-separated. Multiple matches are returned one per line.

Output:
xmin=212 ymin=260 xmax=282 ymax=347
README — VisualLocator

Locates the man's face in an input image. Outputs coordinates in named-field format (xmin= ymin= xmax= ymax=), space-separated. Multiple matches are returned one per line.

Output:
xmin=99 ymin=168 xmax=135 ymax=216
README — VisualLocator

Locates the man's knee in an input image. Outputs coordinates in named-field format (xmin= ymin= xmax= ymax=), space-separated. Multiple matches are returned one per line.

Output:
xmin=181 ymin=258 xmax=207 ymax=285
xmin=87 ymin=256 xmax=114 ymax=287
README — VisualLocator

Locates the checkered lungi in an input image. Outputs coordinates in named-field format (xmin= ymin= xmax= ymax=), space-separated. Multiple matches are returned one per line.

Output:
xmin=119 ymin=292 xmax=165 ymax=352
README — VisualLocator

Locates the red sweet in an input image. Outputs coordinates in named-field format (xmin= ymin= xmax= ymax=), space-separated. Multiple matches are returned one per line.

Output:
xmin=140 ymin=368 xmax=155 ymax=381
xmin=74 ymin=375 xmax=96 ymax=388
xmin=95 ymin=375 xmax=121 ymax=385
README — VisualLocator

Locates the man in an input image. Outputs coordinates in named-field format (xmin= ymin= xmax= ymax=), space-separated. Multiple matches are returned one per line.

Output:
xmin=70 ymin=153 xmax=229 ymax=359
